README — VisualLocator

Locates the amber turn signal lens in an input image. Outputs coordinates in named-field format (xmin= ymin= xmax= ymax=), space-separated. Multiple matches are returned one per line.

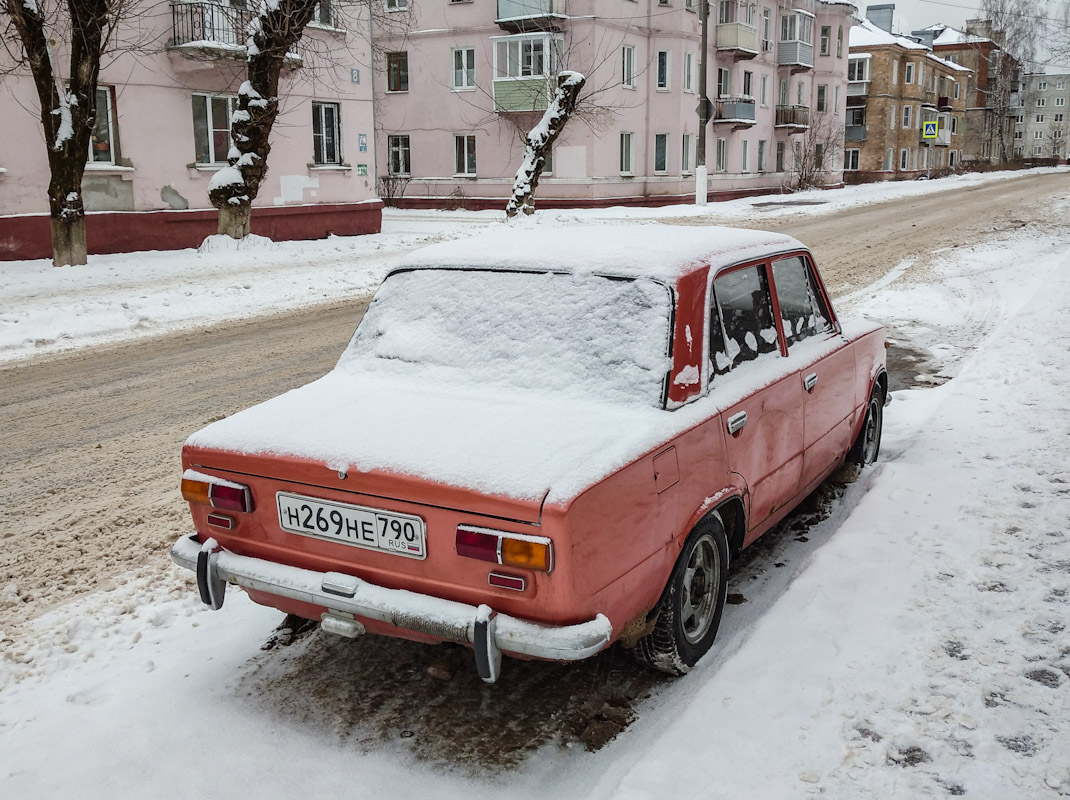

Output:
xmin=500 ymin=537 xmax=552 ymax=572
xmin=181 ymin=478 xmax=212 ymax=505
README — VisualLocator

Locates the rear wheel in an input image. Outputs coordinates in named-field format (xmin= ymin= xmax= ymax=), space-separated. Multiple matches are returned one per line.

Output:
xmin=849 ymin=386 xmax=884 ymax=467
xmin=635 ymin=516 xmax=729 ymax=676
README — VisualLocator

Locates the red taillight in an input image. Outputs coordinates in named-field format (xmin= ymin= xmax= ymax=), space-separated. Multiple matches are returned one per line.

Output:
xmin=456 ymin=525 xmax=553 ymax=572
xmin=456 ymin=527 xmax=499 ymax=563
xmin=182 ymin=471 xmax=253 ymax=513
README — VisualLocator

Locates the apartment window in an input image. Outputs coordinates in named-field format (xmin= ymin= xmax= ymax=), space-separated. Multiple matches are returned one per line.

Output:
xmin=760 ymin=74 xmax=768 ymax=106
xmin=905 ymin=62 xmax=914 ymax=84
xmin=954 ymin=80 xmax=960 ymax=99
xmin=891 ymin=59 xmax=898 ymax=85
xmin=385 ymin=0 xmax=407 ymax=9
xmin=657 ymin=50 xmax=670 ymax=90
xmin=882 ymin=148 xmax=892 ymax=170
xmin=388 ymin=134 xmax=410 ymax=175
xmin=797 ymin=80 xmax=804 ymax=106
xmin=762 ymin=8 xmax=772 ymax=51
xmin=951 ymin=116 xmax=959 ymax=134
xmin=757 ymin=139 xmax=766 ymax=171
xmin=1034 ymin=130 xmax=1044 ymax=139
xmin=495 ymin=35 xmax=556 ymax=79
xmin=1033 ymin=145 xmax=1043 ymax=155
xmin=1014 ymin=130 xmax=1023 ymax=140
xmin=716 ymin=137 xmax=727 ymax=172
xmin=1016 ymin=114 xmax=1025 ymax=124
xmin=900 ymin=148 xmax=909 ymax=169
xmin=847 ymin=58 xmax=868 ymax=82
xmin=1014 ymin=146 xmax=1023 ymax=157
xmin=819 ymin=26 xmax=830 ymax=55
xmin=452 ymin=48 xmax=475 ymax=90
xmin=1037 ymin=97 xmax=1047 ymax=107
xmin=386 ymin=51 xmax=409 ymax=92
xmin=91 ymin=87 xmax=116 ymax=164
xmin=902 ymin=104 xmax=912 ymax=129
xmin=654 ymin=133 xmax=668 ymax=172
xmin=311 ymin=101 xmax=341 ymax=165
xmin=743 ymin=71 xmax=752 ymax=97
xmin=620 ymin=132 xmax=634 ymax=174
xmin=1056 ymin=97 xmax=1066 ymax=107
xmin=844 ymin=148 xmax=860 ymax=170
xmin=814 ymin=142 xmax=823 ymax=168
xmin=659 ymin=0 xmax=670 ymax=4
xmin=454 ymin=134 xmax=476 ymax=175
xmin=1056 ymin=113 xmax=1065 ymax=122
xmin=776 ymin=140 xmax=785 ymax=171
xmin=1036 ymin=114 xmax=1045 ymax=123
xmin=779 ymin=78 xmax=789 ymax=105
xmin=686 ymin=0 xmax=696 ymax=10
xmin=312 ymin=1 xmax=335 ymax=26
xmin=1057 ymin=80 xmax=1066 ymax=90
xmin=682 ymin=133 xmax=692 ymax=173
xmin=717 ymin=67 xmax=731 ymax=98
xmin=1038 ymin=80 xmax=1048 ymax=90
xmin=816 ymin=84 xmax=827 ymax=112
xmin=622 ymin=45 xmax=636 ymax=88
xmin=780 ymin=12 xmax=813 ymax=46
xmin=192 ymin=93 xmax=236 ymax=164
xmin=684 ymin=52 xmax=695 ymax=92
xmin=889 ymin=103 xmax=896 ymax=130
xmin=847 ymin=106 xmax=863 ymax=127
xmin=741 ymin=139 xmax=750 ymax=172
xmin=837 ymin=25 xmax=843 ymax=57
xmin=834 ymin=85 xmax=840 ymax=112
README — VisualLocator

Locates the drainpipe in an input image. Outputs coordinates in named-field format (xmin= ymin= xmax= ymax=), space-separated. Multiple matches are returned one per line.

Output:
xmin=695 ymin=0 xmax=710 ymax=205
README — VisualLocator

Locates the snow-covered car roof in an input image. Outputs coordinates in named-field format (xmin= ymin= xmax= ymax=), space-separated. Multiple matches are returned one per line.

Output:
xmin=399 ymin=223 xmax=805 ymax=283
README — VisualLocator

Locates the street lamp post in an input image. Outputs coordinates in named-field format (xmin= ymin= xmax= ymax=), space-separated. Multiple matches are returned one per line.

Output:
xmin=695 ymin=0 xmax=710 ymax=205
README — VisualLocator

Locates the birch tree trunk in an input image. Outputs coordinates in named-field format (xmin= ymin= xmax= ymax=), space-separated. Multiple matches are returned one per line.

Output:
xmin=506 ymin=71 xmax=585 ymax=218
xmin=209 ymin=0 xmax=319 ymax=238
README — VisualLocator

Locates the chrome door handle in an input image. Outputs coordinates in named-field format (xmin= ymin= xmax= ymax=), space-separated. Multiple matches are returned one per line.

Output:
xmin=727 ymin=410 xmax=748 ymax=435
xmin=803 ymin=372 xmax=819 ymax=392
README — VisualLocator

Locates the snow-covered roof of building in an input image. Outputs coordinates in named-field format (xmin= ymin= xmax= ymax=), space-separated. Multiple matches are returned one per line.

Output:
xmin=850 ymin=19 xmax=929 ymax=50
xmin=398 ymin=223 xmax=805 ymax=282
xmin=933 ymin=26 xmax=993 ymax=46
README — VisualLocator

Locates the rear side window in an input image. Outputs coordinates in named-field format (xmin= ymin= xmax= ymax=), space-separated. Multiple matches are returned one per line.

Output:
xmin=771 ymin=256 xmax=832 ymax=347
xmin=711 ymin=265 xmax=778 ymax=373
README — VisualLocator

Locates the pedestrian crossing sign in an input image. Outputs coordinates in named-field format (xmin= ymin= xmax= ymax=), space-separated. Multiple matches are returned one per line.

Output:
xmin=922 ymin=121 xmax=938 ymax=139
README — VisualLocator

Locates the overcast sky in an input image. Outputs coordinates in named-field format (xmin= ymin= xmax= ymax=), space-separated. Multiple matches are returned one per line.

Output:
xmin=855 ymin=0 xmax=1070 ymax=71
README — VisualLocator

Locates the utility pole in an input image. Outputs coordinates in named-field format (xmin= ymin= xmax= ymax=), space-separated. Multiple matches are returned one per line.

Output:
xmin=695 ymin=0 xmax=710 ymax=205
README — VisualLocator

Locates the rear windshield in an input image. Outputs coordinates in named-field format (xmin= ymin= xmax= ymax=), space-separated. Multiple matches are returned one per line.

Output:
xmin=339 ymin=268 xmax=673 ymax=407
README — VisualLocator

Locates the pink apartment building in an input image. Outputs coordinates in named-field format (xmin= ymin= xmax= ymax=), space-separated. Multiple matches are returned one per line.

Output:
xmin=373 ymin=0 xmax=856 ymax=208
xmin=0 ymin=1 xmax=380 ymax=260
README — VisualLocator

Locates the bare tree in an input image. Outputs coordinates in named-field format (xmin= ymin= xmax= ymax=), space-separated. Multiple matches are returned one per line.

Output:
xmin=784 ymin=113 xmax=844 ymax=191
xmin=2 ymin=0 xmax=134 ymax=266
xmin=505 ymin=71 xmax=585 ymax=218
xmin=208 ymin=0 xmax=321 ymax=239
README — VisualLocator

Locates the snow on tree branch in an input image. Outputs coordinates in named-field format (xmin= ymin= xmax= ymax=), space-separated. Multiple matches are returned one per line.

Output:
xmin=506 ymin=71 xmax=585 ymax=219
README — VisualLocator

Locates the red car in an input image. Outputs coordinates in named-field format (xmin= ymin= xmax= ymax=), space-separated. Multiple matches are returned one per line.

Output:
xmin=172 ymin=224 xmax=886 ymax=682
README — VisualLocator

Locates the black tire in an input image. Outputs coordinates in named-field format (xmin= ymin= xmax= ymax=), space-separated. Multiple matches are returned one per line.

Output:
xmin=635 ymin=515 xmax=729 ymax=676
xmin=848 ymin=385 xmax=884 ymax=467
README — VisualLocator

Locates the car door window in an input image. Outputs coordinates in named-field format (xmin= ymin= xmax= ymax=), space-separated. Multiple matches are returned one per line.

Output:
xmin=712 ymin=265 xmax=779 ymax=372
xmin=771 ymin=256 xmax=832 ymax=348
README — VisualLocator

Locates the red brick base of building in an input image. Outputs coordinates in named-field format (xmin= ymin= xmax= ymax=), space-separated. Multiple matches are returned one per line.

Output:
xmin=0 ymin=200 xmax=384 ymax=261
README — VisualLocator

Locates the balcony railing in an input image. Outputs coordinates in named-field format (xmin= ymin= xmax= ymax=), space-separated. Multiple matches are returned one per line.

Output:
xmin=496 ymin=0 xmax=566 ymax=31
xmin=938 ymin=95 xmax=952 ymax=110
xmin=716 ymin=22 xmax=759 ymax=57
xmin=775 ymin=104 xmax=809 ymax=128
xmin=845 ymin=125 xmax=866 ymax=142
xmin=846 ymin=81 xmax=869 ymax=97
xmin=919 ymin=127 xmax=952 ymax=146
xmin=922 ymin=90 xmax=938 ymax=108
xmin=777 ymin=41 xmax=813 ymax=71
xmin=493 ymin=78 xmax=550 ymax=112
xmin=713 ymin=97 xmax=756 ymax=124
xmin=171 ymin=2 xmax=252 ymax=50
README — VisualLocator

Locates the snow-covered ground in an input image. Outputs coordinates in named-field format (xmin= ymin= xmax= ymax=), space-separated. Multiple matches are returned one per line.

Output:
xmin=2 ymin=172 xmax=1069 ymax=798
xmin=0 ymin=166 xmax=1064 ymax=364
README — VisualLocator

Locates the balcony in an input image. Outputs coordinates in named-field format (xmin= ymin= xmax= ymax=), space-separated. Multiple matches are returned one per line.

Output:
xmin=775 ymin=104 xmax=809 ymax=129
xmin=846 ymin=81 xmax=869 ymax=98
xmin=922 ymin=90 xmax=938 ymax=108
xmin=919 ymin=127 xmax=952 ymax=146
xmin=777 ymin=41 xmax=813 ymax=73
xmin=712 ymin=97 xmax=756 ymax=128
xmin=169 ymin=2 xmax=301 ymax=64
xmin=938 ymin=95 xmax=953 ymax=111
xmin=493 ymin=78 xmax=549 ymax=113
xmin=845 ymin=125 xmax=866 ymax=142
xmin=495 ymin=0 xmax=567 ymax=33
xmin=716 ymin=22 xmax=758 ymax=59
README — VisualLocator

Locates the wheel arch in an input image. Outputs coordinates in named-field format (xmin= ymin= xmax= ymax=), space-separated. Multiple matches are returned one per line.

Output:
xmin=678 ymin=492 xmax=746 ymax=564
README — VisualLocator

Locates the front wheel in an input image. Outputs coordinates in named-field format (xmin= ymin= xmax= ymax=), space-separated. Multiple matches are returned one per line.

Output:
xmin=635 ymin=516 xmax=729 ymax=676
xmin=849 ymin=386 xmax=884 ymax=467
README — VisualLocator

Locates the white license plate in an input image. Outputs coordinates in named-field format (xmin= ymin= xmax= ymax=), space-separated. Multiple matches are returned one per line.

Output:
xmin=276 ymin=492 xmax=426 ymax=560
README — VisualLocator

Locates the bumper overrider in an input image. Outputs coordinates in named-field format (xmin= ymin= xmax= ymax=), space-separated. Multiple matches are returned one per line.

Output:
xmin=170 ymin=534 xmax=612 ymax=683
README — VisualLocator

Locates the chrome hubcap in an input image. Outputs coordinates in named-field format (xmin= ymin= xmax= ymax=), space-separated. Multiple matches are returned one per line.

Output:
xmin=680 ymin=535 xmax=720 ymax=644
xmin=862 ymin=398 xmax=881 ymax=463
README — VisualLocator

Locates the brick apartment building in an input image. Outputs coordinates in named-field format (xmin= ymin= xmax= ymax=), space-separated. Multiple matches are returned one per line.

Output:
xmin=845 ymin=7 xmax=970 ymax=179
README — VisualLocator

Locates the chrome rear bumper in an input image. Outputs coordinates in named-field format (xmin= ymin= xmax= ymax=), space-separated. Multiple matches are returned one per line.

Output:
xmin=170 ymin=534 xmax=611 ymax=683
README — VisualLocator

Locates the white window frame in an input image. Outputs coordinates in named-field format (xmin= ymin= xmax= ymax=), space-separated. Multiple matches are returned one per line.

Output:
xmin=816 ymin=84 xmax=827 ymax=112
xmin=1057 ymin=97 xmax=1066 ymax=107
xmin=892 ymin=60 xmax=898 ymax=85
xmin=387 ymin=134 xmax=410 ymax=175
xmin=900 ymin=147 xmax=909 ymax=169
xmin=760 ymin=74 xmax=768 ymax=106
xmin=681 ymin=133 xmax=692 ymax=174
xmin=192 ymin=92 xmax=237 ymax=165
xmin=847 ymin=57 xmax=869 ymax=82
xmin=1036 ymin=114 xmax=1045 ymax=123
xmin=454 ymin=134 xmax=476 ymax=175
xmin=902 ymin=104 xmax=912 ymax=129
xmin=757 ymin=138 xmax=766 ymax=171
xmin=716 ymin=137 xmax=727 ymax=172
xmin=904 ymin=62 xmax=914 ymax=84
xmin=684 ymin=52 xmax=695 ymax=93
xmin=717 ymin=67 xmax=731 ymax=98
xmin=743 ymin=70 xmax=752 ymax=98
xmin=385 ymin=0 xmax=407 ymax=10
xmin=1037 ymin=97 xmax=1047 ymax=107
xmin=654 ymin=132 xmax=668 ymax=172
xmin=889 ymin=103 xmax=896 ymax=130
xmin=493 ymin=34 xmax=559 ymax=81
xmin=90 ymin=86 xmax=116 ymax=165
xmin=451 ymin=47 xmax=476 ymax=91
xmin=620 ymin=131 xmax=634 ymax=174
xmin=819 ymin=25 xmax=830 ymax=56
xmin=622 ymin=45 xmax=636 ymax=89
xmin=311 ymin=101 xmax=342 ymax=165
xmin=844 ymin=147 xmax=860 ymax=170
xmin=741 ymin=139 xmax=750 ymax=172
xmin=656 ymin=50 xmax=670 ymax=91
